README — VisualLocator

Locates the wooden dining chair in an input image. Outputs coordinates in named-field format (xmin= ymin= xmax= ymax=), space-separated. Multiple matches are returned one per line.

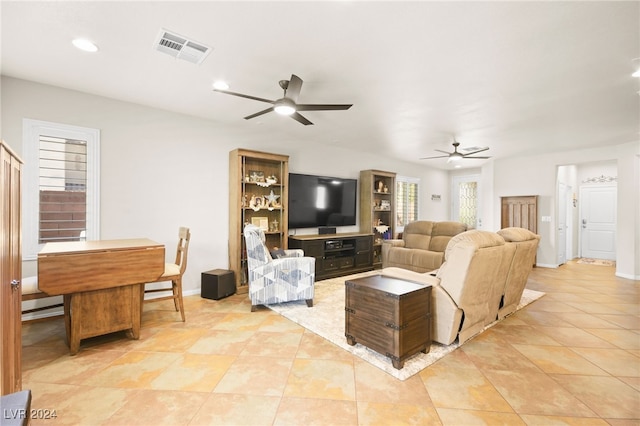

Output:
xmin=142 ymin=226 xmax=191 ymax=321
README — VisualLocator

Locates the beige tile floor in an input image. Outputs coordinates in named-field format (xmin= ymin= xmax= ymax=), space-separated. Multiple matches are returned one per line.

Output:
xmin=21 ymin=261 xmax=639 ymax=425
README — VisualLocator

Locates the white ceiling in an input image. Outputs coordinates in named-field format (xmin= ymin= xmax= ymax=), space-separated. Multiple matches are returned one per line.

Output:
xmin=2 ymin=1 xmax=639 ymax=170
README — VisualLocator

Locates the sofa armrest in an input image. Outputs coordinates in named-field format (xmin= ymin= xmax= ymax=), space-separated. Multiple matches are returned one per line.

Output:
xmin=383 ymin=239 xmax=406 ymax=248
xmin=283 ymin=249 xmax=304 ymax=257
xmin=381 ymin=267 xmax=439 ymax=287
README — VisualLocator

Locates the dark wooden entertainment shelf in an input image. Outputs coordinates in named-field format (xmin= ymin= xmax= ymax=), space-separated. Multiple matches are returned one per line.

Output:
xmin=288 ymin=233 xmax=374 ymax=280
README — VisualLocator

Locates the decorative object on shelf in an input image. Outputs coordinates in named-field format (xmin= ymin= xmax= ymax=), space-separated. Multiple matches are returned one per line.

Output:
xmin=249 ymin=194 xmax=263 ymax=211
xmin=266 ymin=175 xmax=278 ymax=185
xmin=375 ymin=224 xmax=389 ymax=234
xmin=383 ymin=185 xmax=389 ymax=193
xmin=251 ymin=216 xmax=269 ymax=231
xmin=266 ymin=190 xmax=280 ymax=208
xmin=270 ymin=219 xmax=279 ymax=232
xmin=250 ymin=170 xmax=265 ymax=183
xmin=377 ymin=180 xmax=384 ymax=192
xmin=380 ymin=200 xmax=391 ymax=210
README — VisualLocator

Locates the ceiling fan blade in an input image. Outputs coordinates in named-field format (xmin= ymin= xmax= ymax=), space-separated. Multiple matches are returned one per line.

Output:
xmin=296 ymin=104 xmax=353 ymax=111
xmin=434 ymin=149 xmax=452 ymax=154
xmin=420 ymin=155 xmax=449 ymax=160
xmin=462 ymin=147 xmax=489 ymax=156
xmin=213 ymin=89 xmax=275 ymax=104
xmin=244 ymin=107 xmax=274 ymax=120
xmin=286 ymin=74 xmax=303 ymax=103
xmin=462 ymin=156 xmax=491 ymax=160
xmin=290 ymin=112 xmax=313 ymax=125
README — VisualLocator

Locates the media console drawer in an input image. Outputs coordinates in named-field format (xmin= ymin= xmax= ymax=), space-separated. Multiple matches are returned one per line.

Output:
xmin=345 ymin=275 xmax=431 ymax=369
xmin=323 ymin=256 xmax=354 ymax=271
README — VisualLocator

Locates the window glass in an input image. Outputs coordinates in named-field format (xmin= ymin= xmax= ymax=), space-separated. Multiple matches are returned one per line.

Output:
xmin=396 ymin=176 xmax=419 ymax=233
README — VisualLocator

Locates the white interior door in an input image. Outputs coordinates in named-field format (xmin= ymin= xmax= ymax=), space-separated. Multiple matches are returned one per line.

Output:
xmin=557 ymin=182 xmax=567 ymax=265
xmin=579 ymin=184 xmax=617 ymax=260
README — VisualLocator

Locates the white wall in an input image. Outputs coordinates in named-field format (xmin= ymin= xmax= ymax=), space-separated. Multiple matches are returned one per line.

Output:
xmin=1 ymin=76 xmax=450 ymax=297
xmin=491 ymin=142 xmax=640 ymax=279
xmin=3 ymin=75 xmax=637 ymax=298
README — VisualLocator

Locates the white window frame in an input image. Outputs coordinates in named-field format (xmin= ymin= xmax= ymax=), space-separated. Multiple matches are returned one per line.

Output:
xmin=23 ymin=119 xmax=100 ymax=260
xmin=396 ymin=175 xmax=420 ymax=234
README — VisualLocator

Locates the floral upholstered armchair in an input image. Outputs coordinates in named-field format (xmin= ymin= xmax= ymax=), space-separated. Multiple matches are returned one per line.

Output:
xmin=243 ymin=224 xmax=315 ymax=311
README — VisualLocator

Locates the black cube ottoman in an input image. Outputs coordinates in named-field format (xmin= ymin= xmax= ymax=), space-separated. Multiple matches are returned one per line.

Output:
xmin=201 ymin=269 xmax=236 ymax=300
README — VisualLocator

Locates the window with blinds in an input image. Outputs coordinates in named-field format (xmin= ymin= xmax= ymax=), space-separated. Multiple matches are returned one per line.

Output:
xmin=38 ymin=136 xmax=88 ymax=243
xmin=396 ymin=176 xmax=419 ymax=232
xmin=23 ymin=119 xmax=100 ymax=260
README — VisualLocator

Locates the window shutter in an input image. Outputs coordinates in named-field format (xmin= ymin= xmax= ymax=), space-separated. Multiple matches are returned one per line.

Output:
xmin=396 ymin=176 xmax=419 ymax=232
xmin=38 ymin=136 xmax=87 ymax=243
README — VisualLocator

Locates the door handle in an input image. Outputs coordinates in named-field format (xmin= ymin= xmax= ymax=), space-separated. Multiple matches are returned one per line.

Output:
xmin=10 ymin=279 xmax=20 ymax=292
xmin=582 ymin=219 xmax=587 ymax=229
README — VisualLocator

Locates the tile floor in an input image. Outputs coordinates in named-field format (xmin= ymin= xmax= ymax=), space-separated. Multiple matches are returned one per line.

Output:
xmin=20 ymin=261 xmax=639 ymax=425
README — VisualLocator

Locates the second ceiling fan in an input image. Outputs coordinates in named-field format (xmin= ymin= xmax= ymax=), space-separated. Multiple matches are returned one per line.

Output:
xmin=213 ymin=74 xmax=352 ymax=126
xmin=421 ymin=141 xmax=491 ymax=163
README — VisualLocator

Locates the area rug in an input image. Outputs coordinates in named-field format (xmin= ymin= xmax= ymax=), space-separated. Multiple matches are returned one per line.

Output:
xmin=269 ymin=271 xmax=545 ymax=380
xmin=577 ymin=258 xmax=616 ymax=267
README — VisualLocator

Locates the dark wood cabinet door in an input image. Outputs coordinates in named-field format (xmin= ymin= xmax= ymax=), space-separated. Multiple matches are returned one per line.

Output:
xmin=501 ymin=195 xmax=537 ymax=233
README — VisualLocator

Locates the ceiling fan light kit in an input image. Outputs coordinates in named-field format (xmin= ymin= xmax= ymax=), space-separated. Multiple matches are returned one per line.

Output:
xmin=274 ymin=99 xmax=296 ymax=116
xmin=447 ymin=152 xmax=463 ymax=162
xmin=213 ymin=74 xmax=352 ymax=125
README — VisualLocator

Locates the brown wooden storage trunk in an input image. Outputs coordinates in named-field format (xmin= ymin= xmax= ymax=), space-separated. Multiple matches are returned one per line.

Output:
xmin=345 ymin=275 xmax=431 ymax=369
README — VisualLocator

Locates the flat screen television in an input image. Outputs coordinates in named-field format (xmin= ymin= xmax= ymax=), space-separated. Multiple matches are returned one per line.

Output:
xmin=288 ymin=173 xmax=357 ymax=229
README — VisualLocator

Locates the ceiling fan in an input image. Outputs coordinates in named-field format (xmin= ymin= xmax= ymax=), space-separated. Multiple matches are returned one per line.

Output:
xmin=421 ymin=141 xmax=491 ymax=163
xmin=212 ymin=74 xmax=352 ymax=126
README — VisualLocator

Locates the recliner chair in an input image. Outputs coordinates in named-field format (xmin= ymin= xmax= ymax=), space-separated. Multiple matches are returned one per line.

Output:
xmin=243 ymin=224 xmax=315 ymax=312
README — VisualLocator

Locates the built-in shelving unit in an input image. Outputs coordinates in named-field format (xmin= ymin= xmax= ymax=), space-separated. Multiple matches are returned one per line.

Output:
xmin=229 ymin=149 xmax=289 ymax=293
xmin=359 ymin=170 xmax=396 ymax=268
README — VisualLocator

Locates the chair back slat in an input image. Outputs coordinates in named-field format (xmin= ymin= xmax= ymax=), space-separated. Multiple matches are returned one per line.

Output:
xmin=175 ymin=226 xmax=191 ymax=274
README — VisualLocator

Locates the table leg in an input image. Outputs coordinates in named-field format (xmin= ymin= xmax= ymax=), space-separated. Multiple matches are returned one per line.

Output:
xmin=69 ymin=294 xmax=82 ymax=355
xmin=63 ymin=295 xmax=71 ymax=346
xmin=131 ymin=284 xmax=142 ymax=340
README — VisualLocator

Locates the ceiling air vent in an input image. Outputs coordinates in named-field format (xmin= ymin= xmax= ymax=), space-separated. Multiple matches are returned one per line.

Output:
xmin=154 ymin=29 xmax=211 ymax=65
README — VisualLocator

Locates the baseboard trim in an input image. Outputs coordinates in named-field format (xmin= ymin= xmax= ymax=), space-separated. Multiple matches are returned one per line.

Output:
xmin=615 ymin=272 xmax=640 ymax=280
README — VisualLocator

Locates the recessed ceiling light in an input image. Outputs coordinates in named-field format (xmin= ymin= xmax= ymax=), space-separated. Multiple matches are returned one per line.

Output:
xmin=632 ymin=69 xmax=640 ymax=78
xmin=213 ymin=81 xmax=229 ymax=90
xmin=72 ymin=38 xmax=99 ymax=53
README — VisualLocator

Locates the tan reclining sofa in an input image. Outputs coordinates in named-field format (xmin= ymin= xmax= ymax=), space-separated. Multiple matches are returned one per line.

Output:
xmin=382 ymin=227 xmax=540 ymax=345
xmin=381 ymin=220 xmax=467 ymax=273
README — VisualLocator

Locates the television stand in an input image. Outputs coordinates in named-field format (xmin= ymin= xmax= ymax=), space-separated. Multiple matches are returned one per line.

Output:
xmin=288 ymin=233 xmax=374 ymax=280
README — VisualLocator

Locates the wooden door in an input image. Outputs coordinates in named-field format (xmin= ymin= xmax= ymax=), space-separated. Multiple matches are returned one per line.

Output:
xmin=1 ymin=140 xmax=22 ymax=395
xmin=501 ymin=195 xmax=537 ymax=233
